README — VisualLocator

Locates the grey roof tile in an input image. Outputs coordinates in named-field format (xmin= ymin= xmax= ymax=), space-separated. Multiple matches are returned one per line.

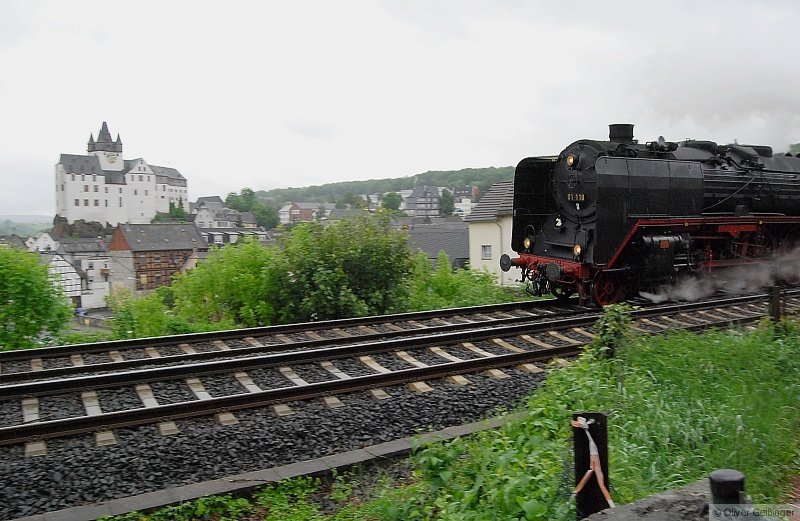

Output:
xmin=464 ymin=181 xmax=513 ymax=222
xmin=407 ymin=222 xmax=469 ymax=261
xmin=114 ymin=224 xmax=207 ymax=252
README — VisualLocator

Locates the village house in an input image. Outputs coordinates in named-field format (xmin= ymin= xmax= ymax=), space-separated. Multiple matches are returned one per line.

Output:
xmin=107 ymin=223 xmax=207 ymax=294
xmin=464 ymin=180 xmax=517 ymax=286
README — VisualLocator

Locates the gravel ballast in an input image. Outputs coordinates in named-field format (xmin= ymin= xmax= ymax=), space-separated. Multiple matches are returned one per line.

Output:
xmin=0 ymin=368 xmax=546 ymax=520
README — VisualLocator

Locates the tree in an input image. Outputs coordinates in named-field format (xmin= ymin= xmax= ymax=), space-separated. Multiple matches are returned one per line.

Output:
xmin=171 ymin=238 xmax=283 ymax=327
xmin=226 ymin=188 xmax=279 ymax=229
xmin=439 ymin=189 xmax=455 ymax=217
xmin=0 ymin=247 xmax=73 ymax=349
xmin=382 ymin=192 xmax=402 ymax=211
xmin=276 ymin=214 xmax=413 ymax=321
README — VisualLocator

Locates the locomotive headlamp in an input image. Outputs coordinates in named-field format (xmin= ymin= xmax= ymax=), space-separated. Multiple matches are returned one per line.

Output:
xmin=573 ymin=244 xmax=582 ymax=257
xmin=566 ymin=154 xmax=579 ymax=168
xmin=523 ymin=236 xmax=532 ymax=249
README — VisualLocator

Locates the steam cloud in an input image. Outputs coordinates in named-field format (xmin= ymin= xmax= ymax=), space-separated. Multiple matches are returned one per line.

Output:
xmin=639 ymin=248 xmax=800 ymax=303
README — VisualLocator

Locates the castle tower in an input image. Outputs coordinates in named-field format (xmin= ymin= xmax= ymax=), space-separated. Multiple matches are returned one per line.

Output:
xmin=88 ymin=122 xmax=123 ymax=171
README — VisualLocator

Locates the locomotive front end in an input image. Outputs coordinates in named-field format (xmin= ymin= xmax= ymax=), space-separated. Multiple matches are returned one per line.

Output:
xmin=501 ymin=136 xmax=607 ymax=301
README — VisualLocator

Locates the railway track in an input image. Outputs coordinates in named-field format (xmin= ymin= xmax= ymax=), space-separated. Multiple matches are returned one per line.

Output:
xmin=0 ymin=292 xmax=795 ymax=455
xmin=0 ymin=299 xmax=586 ymax=383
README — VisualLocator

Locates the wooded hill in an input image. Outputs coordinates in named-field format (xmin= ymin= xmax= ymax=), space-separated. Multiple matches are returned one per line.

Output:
xmin=255 ymin=166 xmax=515 ymax=206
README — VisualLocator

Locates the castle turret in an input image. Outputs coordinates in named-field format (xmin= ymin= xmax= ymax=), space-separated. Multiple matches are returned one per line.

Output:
xmin=88 ymin=122 xmax=124 ymax=170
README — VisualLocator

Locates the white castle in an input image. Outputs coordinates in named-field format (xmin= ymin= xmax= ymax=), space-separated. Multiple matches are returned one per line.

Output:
xmin=55 ymin=122 xmax=189 ymax=226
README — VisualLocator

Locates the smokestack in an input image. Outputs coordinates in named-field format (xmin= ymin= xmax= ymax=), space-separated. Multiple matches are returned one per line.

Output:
xmin=609 ymin=124 xmax=635 ymax=143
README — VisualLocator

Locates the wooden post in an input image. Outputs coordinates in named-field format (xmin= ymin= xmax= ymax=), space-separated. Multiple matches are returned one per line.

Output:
xmin=769 ymin=285 xmax=782 ymax=323
xmin=573 ymin=412 xmax=610 ymax=519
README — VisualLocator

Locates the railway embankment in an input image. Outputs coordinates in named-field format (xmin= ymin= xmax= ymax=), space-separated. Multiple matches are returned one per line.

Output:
xmin=86 ymin=306 xmax=800 ymax=521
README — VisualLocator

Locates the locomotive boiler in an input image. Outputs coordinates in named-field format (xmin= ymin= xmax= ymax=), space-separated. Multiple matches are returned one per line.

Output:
xmin=500 ymin=124 xmax=800 ymax=305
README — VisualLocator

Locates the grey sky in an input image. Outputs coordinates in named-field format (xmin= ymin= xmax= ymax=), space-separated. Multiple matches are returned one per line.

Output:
xmin=1 ymin=0 xmax=799 ymax=215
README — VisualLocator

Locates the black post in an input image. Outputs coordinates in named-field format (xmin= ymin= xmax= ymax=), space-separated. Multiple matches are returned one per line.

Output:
xmin=573 ymin=412 xmax=609 ymax=519
xmin=769 ymin=285 xmax=782 ymax=323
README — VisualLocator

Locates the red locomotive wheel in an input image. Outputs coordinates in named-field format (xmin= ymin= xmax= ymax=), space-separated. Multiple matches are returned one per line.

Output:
xmin=592 ymin=272 xmax=624 ymax=306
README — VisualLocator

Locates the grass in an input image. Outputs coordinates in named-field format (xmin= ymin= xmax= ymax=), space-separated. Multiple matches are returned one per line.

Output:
xmin=101 ymin=310 xmax=800 ymax=520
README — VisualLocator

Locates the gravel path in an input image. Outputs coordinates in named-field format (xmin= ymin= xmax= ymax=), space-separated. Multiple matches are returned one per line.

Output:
xmin=0 ymin=368 xmax=545 ymax=519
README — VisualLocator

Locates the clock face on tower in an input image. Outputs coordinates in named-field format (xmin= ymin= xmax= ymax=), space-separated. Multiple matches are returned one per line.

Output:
xmin=105 ymin=152 xmax=118 ymax=164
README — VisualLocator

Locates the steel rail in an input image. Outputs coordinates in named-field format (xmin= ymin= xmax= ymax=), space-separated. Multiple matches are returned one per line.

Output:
xmin=0 ymin=301 xmax=782 ymax=447
xmin=0 ymin=344 xmax=579 ymax=446
xmin=0 ymin=309 xmax=595 ymax=385
xmin=0 ymin=291 xmax=781 ymax=399
xmin=0 ymin=299 xmax=574 ymax=362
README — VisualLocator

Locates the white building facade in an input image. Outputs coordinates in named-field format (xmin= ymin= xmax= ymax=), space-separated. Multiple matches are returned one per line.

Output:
xmin=464 ymin=181 xmax=519 ymax=286
xmin=55 ymin=122 xmax=189 ymax=227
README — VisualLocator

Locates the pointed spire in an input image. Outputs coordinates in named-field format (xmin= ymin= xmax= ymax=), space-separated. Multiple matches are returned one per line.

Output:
xmin=88 ymin=133 xmax=96 ymax=152
xmin=89 ymin=122 xmax=122 ymax=153
xmin=97 ymin=121 xmax=113 ymax=143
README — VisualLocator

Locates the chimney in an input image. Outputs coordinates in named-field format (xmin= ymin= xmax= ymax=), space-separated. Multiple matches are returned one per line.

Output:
xmin=609 ymin=124 xmax=635 ymax=143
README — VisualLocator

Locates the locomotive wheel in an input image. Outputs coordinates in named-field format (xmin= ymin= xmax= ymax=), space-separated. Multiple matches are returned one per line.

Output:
xmin=592 ymin=272 xmax=624 ymax=306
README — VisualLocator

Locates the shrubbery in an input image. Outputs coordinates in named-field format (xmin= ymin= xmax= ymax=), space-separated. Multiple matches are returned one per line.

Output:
xmin=98 ymin=214 xmax=521 ymax=340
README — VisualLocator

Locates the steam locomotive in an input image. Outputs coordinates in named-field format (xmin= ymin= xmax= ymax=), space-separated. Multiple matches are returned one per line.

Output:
xmin=499 ymin=124 xmax=800 ymax=305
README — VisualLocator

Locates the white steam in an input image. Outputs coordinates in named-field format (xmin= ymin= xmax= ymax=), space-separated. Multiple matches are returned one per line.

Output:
xmin=639 ymin=248 xmax=800 ymax=303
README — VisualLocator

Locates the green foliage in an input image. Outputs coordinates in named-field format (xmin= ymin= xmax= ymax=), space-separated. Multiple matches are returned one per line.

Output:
xmin=382 ymin=191 xmax=402 ymax=211
xmin=439 ymin=189 xmax=454 ymax=217
xmin=108 ymin=288 xmax=231 ymax=339
xmin=0 ymin=247 xmax=73 ymax=349
xmin=254 ymin=166 xmax=514 ymax=208
xmin=151 ymin=202 xmax=189 ymax=223
xmin=335 ymin=193 xmax=366 ymax=210
xmin=407 ymin=251 xmax=523 ymax=311
xmin=276 ymin=214 xmax=413 ymax=321
xmin=366 ymin=322 xmax=800 ymax=519
xmin=585 ymin=303 xmax=631 ymax=359
xmin=99 ymin=493 xmax=252 ymax=521
xmin=171 ymin=238 xmax=284 ymax=327
xmin=97 ymin=215 xmax=519 ymax=339
xmin=226 ymin=187 xmax=280 ymax=229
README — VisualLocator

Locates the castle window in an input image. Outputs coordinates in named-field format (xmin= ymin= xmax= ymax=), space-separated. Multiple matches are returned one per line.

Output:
xmin=92 ymin=175 xmax=96 ymax=182
xmin=119 ymin=188 xmax=123 ymax=193
xmin=74 ymin=199 xmax=79 ymax=206
xmin=145 ymin=190 xmax=148 ymax=196
xmin=105 ymin=200 xmax=108 ymax=207
xmin=61 ymin=184 xmax=65 ymax=191
xmin=88 ymin=262 xmax=94 ymax=270
xmin=147 ymin=176 xmax=150 ymax=182
xmin=105 ymin=187 xmax=108 ymax=193
xmin=71 ymin=174 xmax=75 ymax=181
xmin=84 ymin=185 xmax=89 ymax=192
xmin=134 ymin=190 xmax=138 ymax=196
xmin=84 ymin=199 xmax=89 ymax=206
xmin=94 ymin=200 xmax=99 ymax=206
xmin=81 ymin=175 xmax=85 ymax=181
xmin=119 ymin=197 xmax=123 ymax=207
xmin=139 ymin=175 xmax=143 ymax=181
xmin=93 ymin=185 xmax=98 ymax=192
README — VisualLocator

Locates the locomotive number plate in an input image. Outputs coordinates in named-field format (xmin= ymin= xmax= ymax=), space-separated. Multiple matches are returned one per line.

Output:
xmin=567 ymin=193 xmax=586 ymax=202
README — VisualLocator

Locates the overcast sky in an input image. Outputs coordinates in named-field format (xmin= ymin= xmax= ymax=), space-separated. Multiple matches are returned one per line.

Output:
xmin=2 ymin=1 xmax=799 ymax=216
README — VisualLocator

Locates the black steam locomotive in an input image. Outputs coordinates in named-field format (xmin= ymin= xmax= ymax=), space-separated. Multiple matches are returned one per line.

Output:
xmin=500 ymin=124 xmax=800 ymax=305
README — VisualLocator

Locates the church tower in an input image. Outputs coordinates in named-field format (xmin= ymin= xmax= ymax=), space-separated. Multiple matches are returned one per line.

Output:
xmin=88 ymin=121 xmax=124 ymax=171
